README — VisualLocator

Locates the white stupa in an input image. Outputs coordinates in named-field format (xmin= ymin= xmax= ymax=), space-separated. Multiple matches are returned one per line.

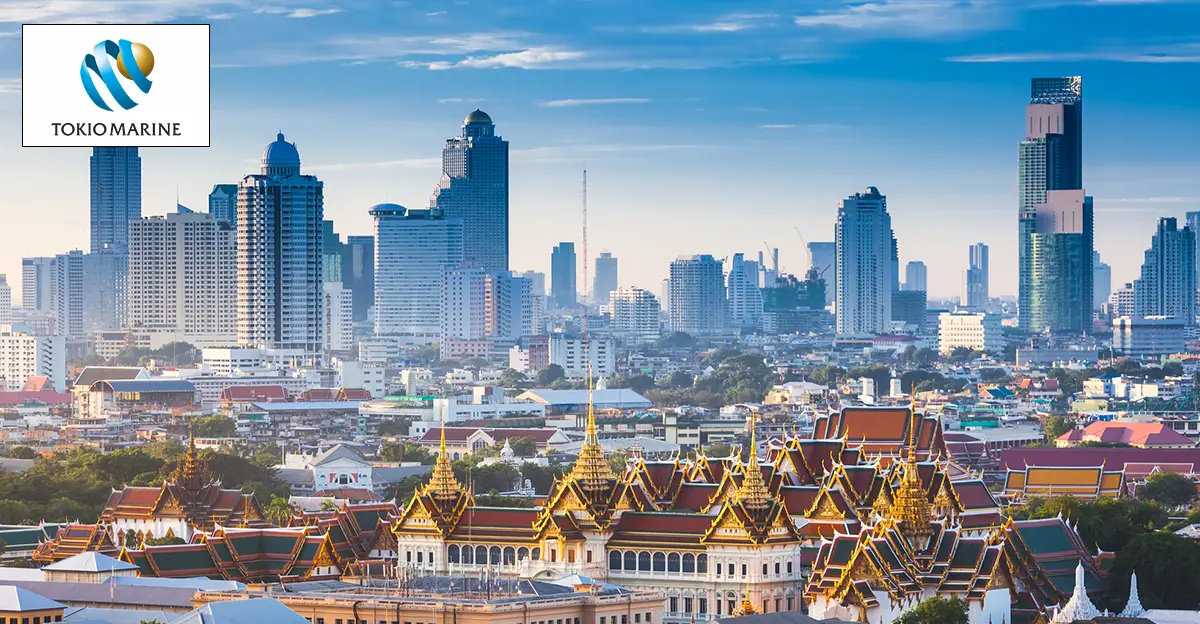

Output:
xmin=1118 ymin=569 xmax=1145 ymax=618
xmin=1050 ymin=563 xmax=1100 ymax=624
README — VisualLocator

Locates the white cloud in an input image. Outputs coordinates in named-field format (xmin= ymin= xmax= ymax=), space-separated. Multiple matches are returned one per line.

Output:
xmin=437 ymin=97 xmax=485 ymax=104
xmin=641 ymin=12 xmax=778 ymax=34
xmin=440 ymin=47 xmax=586 ymax=70
xmin=759 ymin=124 xmax=795 ymax=129
xmin=287 ymin=7 xmax=342 ymax=18
xmin=541 ymin=98 xmax=652 ymax=107
xmin=0 ymin=0 xmax=248 ymax=23
xmin=0 ymin=78 xmax=20 ymax=94
xmin=307 ymin=156 xmax=440 ymax=171
xmin=950 ymin=43 xmax=1200 ymax=63
xmin=794 ymin=1 xmax=1007 ymax=37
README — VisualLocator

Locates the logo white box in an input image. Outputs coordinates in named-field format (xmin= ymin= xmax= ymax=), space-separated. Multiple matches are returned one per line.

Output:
xmin=22 ymin=23 xmax=210 ymax=147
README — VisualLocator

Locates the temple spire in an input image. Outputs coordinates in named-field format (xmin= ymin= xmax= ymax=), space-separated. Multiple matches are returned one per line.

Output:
xmin=737 ymin=411 xmax=771 ymax=509
xmin=1118 ymin=569 xmax=1145 ymax=618
xmin=1050 ymin=563 xmax=1101 ymax=624
xmin=890 ymin=387 xmax=932 ymax=543
xmin=427 ymin=412 xmax=462 ymax=501
xmin=568 ymin=357 xmax=615 ymax=492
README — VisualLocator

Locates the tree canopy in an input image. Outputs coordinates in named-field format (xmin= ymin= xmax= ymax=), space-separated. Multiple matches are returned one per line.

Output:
xmin=893 ymin=596 xmax=968 ymax=624
xmin=1105 ymin=532 xmax=1200 ymax=610
xmin=1136 ymin=471 xmax=1197 ymax=508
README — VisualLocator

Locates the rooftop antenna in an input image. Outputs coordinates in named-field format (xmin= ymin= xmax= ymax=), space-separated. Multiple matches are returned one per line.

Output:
xmin=583 ymin=169 xmax=592 ymax=409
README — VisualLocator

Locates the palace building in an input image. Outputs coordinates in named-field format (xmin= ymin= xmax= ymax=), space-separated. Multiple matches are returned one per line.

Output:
xmin=39 ymin=406 xmax=1107 ymax=624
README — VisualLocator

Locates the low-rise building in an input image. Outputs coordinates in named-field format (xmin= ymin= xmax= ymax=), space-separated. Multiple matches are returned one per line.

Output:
xmin=1114 ymin=316 xmax=1187 ymax=359
xmin=414 ymin=426 xmax=570 ymax=459
xmin=275 ymin=443 xmax=431 ymax=496
xmin=938 ymin=311 xmax=1003 ymax=354
xmin=86 ymin=379 xmax=197 ymax=417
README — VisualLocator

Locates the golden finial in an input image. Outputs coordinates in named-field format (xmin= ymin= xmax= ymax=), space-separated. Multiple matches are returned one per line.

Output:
xmin=737 ymin=411 xmax=771 ymax=510
xmin=889 ymin=384 xmax=932 ymax=544
xmin=569 ymin=360 xmax=614 ymax=492
xmin=176 ymin=413 xmax=205 ymax=491
xmin=427 ymin=412 xmax=462 ymax=501
xmin=732 ymin=584 xmax=760 ymax=616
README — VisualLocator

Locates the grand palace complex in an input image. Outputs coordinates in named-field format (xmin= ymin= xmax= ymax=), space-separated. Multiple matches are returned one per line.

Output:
xmin=34 ymin=406 xmax=1113 ymax=624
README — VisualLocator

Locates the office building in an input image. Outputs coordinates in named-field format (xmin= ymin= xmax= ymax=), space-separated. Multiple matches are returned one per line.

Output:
xmin=236 ymin=133 xmax=324 ymax=354
xmin=372 ymin=204 xmax=464 ymax=345
xmin=610 ymin=286 xmax=661 ymax=343
xmin=1108 ymin=282 xmax=1135 ymax=318
xmin=53 ymin=250 xmax=84 ymax=339
xmin=343 ymin=235 xmax=375 ymax=322
xmin=82 ymin=248 xmax=125 ymax=332
xmin=1188 ymin=211 xmax=1200 ymax=286
xmin=1018 ymin=77 xmax=1086 ymax=331
xmin=1092 ymin=251 xmax=1111 ymax=310
xmin=1114 ymin=316 xmax=1186 ymax=359
xmin=430 ymin=110 xmax=509 ymax=272
xmin=90 ymin=147 xmax=141 ymax=254
xmin=1023 ymin=190 xmax=1094 ymax=333
xmin=549 ymin=334 xmax=616 ymax=378
xmin=486 ymin=272 xmax=533 ymax=341
xmin=320 ymin=220 xmax=344 ymax=284
xmin=938 ymin=311 xmax=1003 ymax=355
xmin=0 ymin=276 xmax=10 ymax=327
xmin=550 ymin=242 xmax=577 ymax=308
xmin=438 ymin=267 xmax=528 ymax=357
xmin=727 ymin=253 xmax=763 ymax=331
xmin=517 ymin=270 xmax=547 ymax=335
xmin=807 ymin=242 xmax=835 ymax=306
xmin=323 ymin=283 xmax=353 ymax=353
xmin=669 ymin=254 xmax=726 ymax=336
xmin=126 ymin=208 xmax=237 ymax=347
xmin=0 ymin=331 xmax=66 ymax=391
xmin=21 ymin=257 xmax=55 ymax=314
xmin=1133 ymin=217 xmax=1196 ymax=325
xmin=441 ymin=265 xmax=488 ymax=345
xmin=964 ymin=243 xmax=989 ymax=311
xmin=892 ymin=290 xmax=927 ymax=329
xmin=903 ymin=261 xmax=927 ymax=292
xmin=835 ymin=187 xmax=893 ymax=335
xmin=208 ymin=184 xmax=238 ymax=226
xmin=593 ymin=251 xmax=618 ymax=306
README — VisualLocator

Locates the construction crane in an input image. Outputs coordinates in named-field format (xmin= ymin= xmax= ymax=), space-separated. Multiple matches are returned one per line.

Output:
xmin=796 ymin=226 xmax=829 ymax=279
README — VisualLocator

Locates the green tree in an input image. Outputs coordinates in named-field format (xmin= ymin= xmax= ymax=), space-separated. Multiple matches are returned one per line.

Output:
xmin=665 ymin=371 xmax=694 ymax=389
xmin=506 ymin=436 xmax=537 ymax=457
xmin=535 ymin=364 xmax=567 ymax=387
xmin=893 ymin=596 xmax=968 ymax=624
xmin=947 ymin=347 xmax=980 ymax=364
xmin=1137 ymin=471 xmax=1197 ymax=507
xmin=848 ymin=365 xmax=892 ymax=395
xmin=92 ymin=449 xmax=163 ymax=485
xmin=2 ymin=446 xmax=38 ymax=459
xmin=143 ymin=535 xmax=185 ymax=546
xmin=251 ymin=443 xmax=282 ymax=471
xmin=656 ymin=332 xmax=697 ymax=350
xmin=1044 ymin=414 xmax=1075 ymax=440
xmin=266 ymin=496 xmax=294 ymax=526
xmin=1016 ymin=496 xmax=1168 ymax=552
xmin=379 ymin=441 xmax=435 ymax=464
xmin=0 ymin=536 xmax=6 ymax=557
xmin=144 ymin=440 xmax=186 ymax=462
xmin=497 ymin=368 xmax=529 ymax=389
xmin=319 ymin=500 xmax=337 ymax=511
xmin=807 ymin=365 xmax=844 ymax=387
xmin=193 ymin=415 xmax=237 ymax=438
xmin=1106 ymin=532 xmax=1200 ymax=610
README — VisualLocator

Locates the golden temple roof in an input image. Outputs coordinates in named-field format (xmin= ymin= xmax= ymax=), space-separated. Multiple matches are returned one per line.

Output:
xmin=426 ymin=414 xmax=462 ymax=501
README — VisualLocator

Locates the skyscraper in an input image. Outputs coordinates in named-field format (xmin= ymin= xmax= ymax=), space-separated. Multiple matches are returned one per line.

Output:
xmin=1188 ymin=211 xmax=1200 ymax=294
xmin=1018 ymin=77 xmax=1086 ymax=331
xmin=323 ymin=283 xmax=353 ymax=353
xmin=1092 ymin=250 xmax=1111 ymax=310
xmin=90 ymin=147 xmax=141 ymax=254
xmin=1134 ymin=217 xmax=1196 ymax=325
xmin=344 ymin=235 xmax=375 ymax=322
xmin=54 ymin=250 xmax=85 ymax=339
xmin=550 ymin=242 xmax=577 ymax=308
xmin=593 ymin=251 xmax=618 ymax=306
xmin=807 ymin=242 xmax=835 ymax=306
xmin=430 ymin=110 xmax=509 ymax=272
xmin=21 ymin=257 xmax=55 ymax=314
xmin=208 ymin=184 xmax=238 ymax=226
xmin=127 ymin=208 xmax=237 ymax=345
xmin=236 ymin=133 xmax=324 ymax=354
xmin=372 ymin=204 xmax=464 ymax=345
xmin=321 ymin=220 xmax=345 ymax=284
xmin=727 ymin=253 xmax=763 ymax=331
xmin=611 ymin=287 xmax=661 ymax=343
xmin=0 ymin=276 xmax=11 ymax=327
xmin=1025 ymin=190 xmax=1094 ymax=332
xmin=669 ymin=254 xmax=726 ymax=336
xmin=903 ymin=261 xmax=927 ymax=293
xmin=965 ymin=243 xmax=989 ymax=311
xmin=835 ymin=187 xmax=893 ymax=336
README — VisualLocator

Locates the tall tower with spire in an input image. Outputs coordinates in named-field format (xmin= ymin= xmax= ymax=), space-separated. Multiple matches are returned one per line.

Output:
xmin=891 ymin=399 xmax=933 ymax=545
xmin=430 ymin=110 xmax=510 ymax=272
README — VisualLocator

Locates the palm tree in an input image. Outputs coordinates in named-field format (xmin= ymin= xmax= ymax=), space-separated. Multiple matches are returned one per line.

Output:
xmin=266 ymin=496 xmax=294 ymax=526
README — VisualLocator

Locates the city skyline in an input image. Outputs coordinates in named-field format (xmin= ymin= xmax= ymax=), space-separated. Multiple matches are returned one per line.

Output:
xmin=2 ymin=1 xmax=1200 ymax=300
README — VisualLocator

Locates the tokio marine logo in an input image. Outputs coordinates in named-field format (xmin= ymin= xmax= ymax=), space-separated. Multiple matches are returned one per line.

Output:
xmin=80 ymin=39 xmax=155 ymax=111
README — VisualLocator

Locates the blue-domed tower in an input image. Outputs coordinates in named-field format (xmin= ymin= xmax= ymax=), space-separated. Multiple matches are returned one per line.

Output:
xmin=236 ymin=132 xmax=325 ymax=356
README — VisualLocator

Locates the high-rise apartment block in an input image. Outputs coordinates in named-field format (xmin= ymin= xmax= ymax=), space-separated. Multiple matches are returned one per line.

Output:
xmin=90 ymin=147 xmax=141 ymax=254
xmin=126 ymin=208 xmax=237 ymax=346
xmin=835 ymin=187 xmax=893 ymax=335
xmin=0 ymin=276 xmax=11 ymax=327
xmin=610 ymin=287 xmax=661 ymax=343
xmin=1018 ymin=77 xmax=1090 ymax=331
xmin=208 ymin=184 xmax=238 ymax=226
xmin=1092 ymin=251 xmax=1111 ymax=311
xmin=373 ymin=204 xmax=464 ymax=345
xmin=323 ymin=283 xmax=354 ymax=353
xmin=54 ymin=250 xmax=85 ymax=339
xmin=964 ymin=243 xmax=989 ymax=311
xmin=321 ymin=220 xmax=345 ymax=284
xmin=669 ymin=254 xmax=726 ymax=336
xmin=727 ymin=253 xmax=763 ymax=331
xmin=236 ymin=133 xmax=324 ymax=354
xmin=551 ymin=242 xmax=577 ymax=309
xmin=0 ymin=331 xmax=66 ymax=391
xmin=439 ymin=267 xmax=531 ymax=356
xmin=902 ymin=261 xmax=927 ymax=293
xmin=938 ymin=311 xmax=1003 ymax=355
xmin=22 ymin=257 xmax=55 ymax=314
xmin=430 ymin=110 xmax=509 ymax=272
xmin=344 ymin=235 xmax=375 ymax=322
xmin=593 ymin=251 xmax=618 ymax=306
xmin=1134 ymin=217 xmax=1196 ymax=325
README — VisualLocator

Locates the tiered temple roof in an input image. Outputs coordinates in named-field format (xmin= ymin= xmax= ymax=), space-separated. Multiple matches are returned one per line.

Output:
xmin=1003 ymin=465 xmax=1125 ymax=501
xmin=32 ymin=523 xmax=117 ymax=563
xmin=120 ymin=526 xmax=343 ymax=581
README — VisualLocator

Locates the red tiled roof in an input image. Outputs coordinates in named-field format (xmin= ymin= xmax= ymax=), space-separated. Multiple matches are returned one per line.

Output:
xmin=22 ymin=376 xmax=51 ymax=392
xmin=1001 ymin=447 xmax=1200 ymax=473
xmin=342 ymin=389 xmax=372 ymax=400
xmin=298 ymin=388 xmax=339 ymax=401
xmin=221 ymin=385 xmax=289 ymax=403
xmin=0 ymin=390 xmax=72 ymax=406
xmin=1057 ymin=421 xmax=1194 ymax=447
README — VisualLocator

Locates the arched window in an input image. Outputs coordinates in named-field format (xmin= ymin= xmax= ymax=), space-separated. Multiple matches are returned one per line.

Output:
xmin=610 ymin=551 xmax=622 ymax=570
xmin=638 ymin=552 xmax=651 ymax=571
xmin=667 ymin=553 xmax=680 ymax=572
xmin=461 ymin=545 xmax=473 ymax=564
xmin=697 ymin=553 xmax=708 ymax=573
xmin=532 ymin=547 xmax=541 ymax=561
xmin=475 ymin=545 xmax=487 ymax=563
xmin=786 ymin=561 xmax=793 ymax=574
xmin=503 ymin=546 xmax=516 ymax=565
xmin=518 ymin=547 xmax=529 ymax=561
xmin=448 ymin=545 xmax=460 ymax=563
xmin=489 ymin=546 xmax=501 ymax=564
xmin=624 ymin=551 xmax=636 ymax=570
xmin=682 ymin=553 xmax=695 ymax=573
xmin=653 ymin=552 xmax=666 ymax=572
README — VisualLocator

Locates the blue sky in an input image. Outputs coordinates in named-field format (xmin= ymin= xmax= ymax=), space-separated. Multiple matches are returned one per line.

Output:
xmin=2 ymin=0 xmax=1200 ymax=301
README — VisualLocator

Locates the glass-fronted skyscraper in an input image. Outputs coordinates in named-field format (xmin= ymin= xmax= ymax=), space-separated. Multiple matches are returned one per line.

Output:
xmin=431 ymin=110 xmax=509 ymax=272
xmin=835 ymin=187 xmax=893 ymax=336
xmin=669 ymin=254 xmax=726 ymax=336
xmin=550 ymin=242 xmax=577 ymax=309
xmin=372 ymin=204 xmax=464 ymax=345
xmin=1018 ymin=76 xmax=1091 ymax=332
xmin=1134 ymin=217 xmax=1196 ymax=325
xmin=344 ymin=235 xmax=375 ymax=322
xmin=90 ymin=147 xmax=141 ymax=254
xmin=965 ymin=243 xmax=989 ymax=311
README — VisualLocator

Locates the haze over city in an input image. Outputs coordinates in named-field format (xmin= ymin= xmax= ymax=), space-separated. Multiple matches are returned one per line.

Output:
xmin=2 ymin=0 xmax=1200 ymax=298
